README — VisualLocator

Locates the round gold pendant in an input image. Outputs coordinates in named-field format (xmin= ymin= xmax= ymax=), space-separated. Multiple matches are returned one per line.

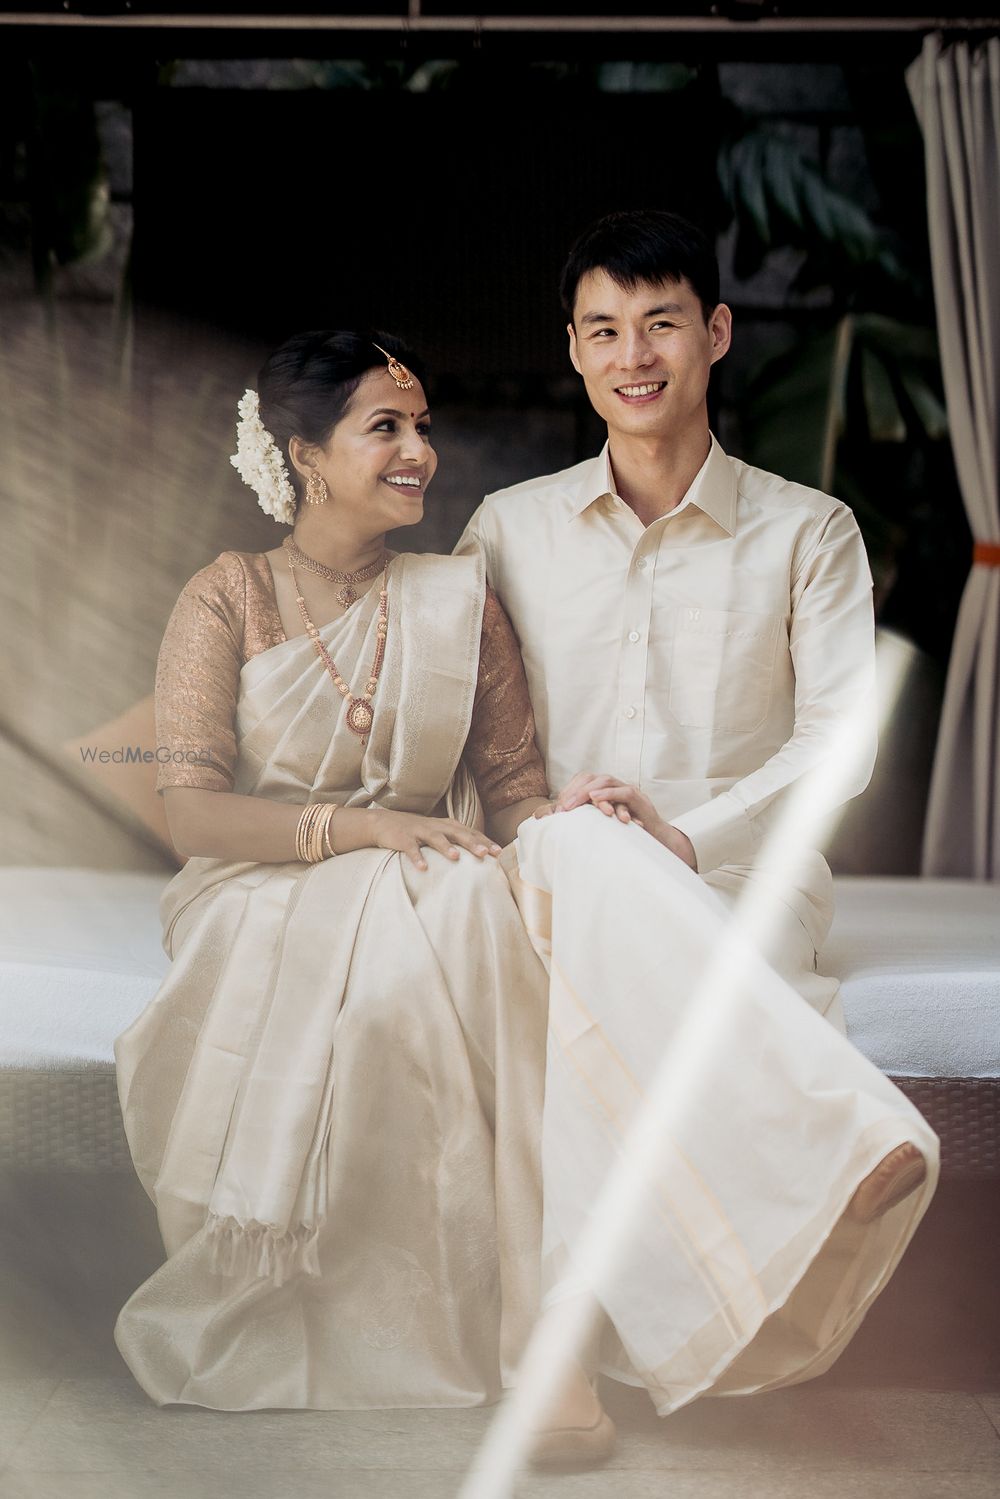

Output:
xmin=337 ymin=584 xmax=358 ymax=609
xmin=345 ymin=697 xmax=375 ymax=739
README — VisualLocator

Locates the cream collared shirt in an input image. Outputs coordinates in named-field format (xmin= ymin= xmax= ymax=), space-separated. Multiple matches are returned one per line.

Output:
xmin=455 ymin=435 xmax=876 ymax=879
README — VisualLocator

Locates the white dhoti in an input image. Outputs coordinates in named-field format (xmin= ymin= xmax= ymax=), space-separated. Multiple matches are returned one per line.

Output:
xmin=704 ymin=849 xmax=845 ymax=1028
xmin=507 ymin=807 xmax=938 ymax=1415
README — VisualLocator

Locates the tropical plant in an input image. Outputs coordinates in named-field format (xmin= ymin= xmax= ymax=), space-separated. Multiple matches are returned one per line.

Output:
xmin=715 ymin=90 xmax=965 ymax=652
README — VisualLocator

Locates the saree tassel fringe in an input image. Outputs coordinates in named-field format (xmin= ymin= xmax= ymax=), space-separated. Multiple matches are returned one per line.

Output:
xmin=206 ymin=1215 xmax=322 ymax=1287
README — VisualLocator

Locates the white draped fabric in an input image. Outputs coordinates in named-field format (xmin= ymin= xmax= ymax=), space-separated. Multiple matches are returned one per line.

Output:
xmin=508 ymin=810 xmax=939 ymax=1414
xmin=907 ymin=34 xmax=1000 ymax=878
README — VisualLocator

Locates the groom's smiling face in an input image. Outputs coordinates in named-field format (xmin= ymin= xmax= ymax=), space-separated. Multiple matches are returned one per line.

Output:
xmin=567 ymin=269 xmax=730 ymax=441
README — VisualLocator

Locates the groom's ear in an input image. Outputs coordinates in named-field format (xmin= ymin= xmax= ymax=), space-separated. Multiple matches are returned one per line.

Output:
xmin=708 ymin=303 xmax=733 ymax=366
xmin=567 ymin=323 xmax=582 ymax=376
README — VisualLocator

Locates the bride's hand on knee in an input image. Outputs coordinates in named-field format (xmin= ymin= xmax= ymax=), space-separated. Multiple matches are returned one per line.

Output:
xmin=368 ymin=810 xmax=501 ymax=872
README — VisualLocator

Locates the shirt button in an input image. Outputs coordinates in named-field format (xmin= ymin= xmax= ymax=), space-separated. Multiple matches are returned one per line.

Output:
xmin=624 ymin=706 xmax=637 ymax=720
xmin=635 ymin=558 xmax=647 ymax=570
xmin=627 ymin=630 xmax=640 ymax=643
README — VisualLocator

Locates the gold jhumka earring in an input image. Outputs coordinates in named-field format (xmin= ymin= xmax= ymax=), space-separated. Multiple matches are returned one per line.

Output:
xmin=305 ymin=471 xmax=329 ymax=506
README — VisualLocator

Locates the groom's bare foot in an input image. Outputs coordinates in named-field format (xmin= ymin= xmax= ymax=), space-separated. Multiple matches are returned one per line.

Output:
xmin=531 ymin=1360 xmax=617 ymax=1470
xmin=847 ymin=1141 xmax=927 ymax=1224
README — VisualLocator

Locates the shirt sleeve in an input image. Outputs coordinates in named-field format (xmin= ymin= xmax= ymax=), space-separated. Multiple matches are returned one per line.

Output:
xmin=465 ymin=586 xmax=549 ymax=815
xmin=454 ymin=501 xmax=495 ymax=581
xmin=154 ymin=553 xmax=246 ymax=794
xmin=670 ymin=504 xmax=878 ymax=874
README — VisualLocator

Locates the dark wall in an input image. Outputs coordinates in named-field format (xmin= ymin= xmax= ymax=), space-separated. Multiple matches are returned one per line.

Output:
xmin=133 ymin=89 xmax=715 ymax=378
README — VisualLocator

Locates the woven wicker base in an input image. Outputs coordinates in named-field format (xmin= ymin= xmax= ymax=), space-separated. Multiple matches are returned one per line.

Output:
xmin=891 ymin=1076 xmax=1000 ymax=1180
xmin=2 ymin=1068 xmax=998 ymax=1178
xmin=0 ymin=1069 xmax=132 ymax=1173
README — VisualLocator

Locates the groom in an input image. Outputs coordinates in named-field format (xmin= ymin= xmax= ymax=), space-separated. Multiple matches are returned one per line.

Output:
xmin=454 ymin=206 xmax=929 ymax=1463
xmin=456 ymin=206 xmax=878 ymax=1027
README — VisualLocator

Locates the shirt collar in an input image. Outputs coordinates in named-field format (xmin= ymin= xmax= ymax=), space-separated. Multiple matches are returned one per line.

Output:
xmin=567 ymin=433 xmax=738 ymax=536
xmin=566 ymin=446 xmax=618 ymax=519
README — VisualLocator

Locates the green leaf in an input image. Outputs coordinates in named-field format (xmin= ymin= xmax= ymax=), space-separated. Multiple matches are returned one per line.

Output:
xmin=742 ymin=324 xmax=848 ymax=491
xmin=852 ymin=315 xmax=948 ymax=442
xmin=861 ymin=347 xmax=906 ymax=442
xmin=597 ymin=61 xmax=697 ymax=93
xmin=405 ymin=60 xmax=463 ymax=93
xmin=718 ymin=124 xmax=909 ymax=290
xmin=761 ymin=133 xmax=805 ymax=231
xmin=728 ymin=133 xmax=772 ymax=245
xmin=897 ymin=368 xmax=949 ymax=441
xmin=854 ymin=313 xmax=939 ymax=363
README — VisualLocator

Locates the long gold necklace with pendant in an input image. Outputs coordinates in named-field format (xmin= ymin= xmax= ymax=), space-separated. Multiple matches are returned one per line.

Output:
xmin=286 ymin=551 xmax=389 ymax=743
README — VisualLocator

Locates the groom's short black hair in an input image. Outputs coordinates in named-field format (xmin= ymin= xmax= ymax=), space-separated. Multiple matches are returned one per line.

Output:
xmin=559 ymin=209 xmax=719 ymax=326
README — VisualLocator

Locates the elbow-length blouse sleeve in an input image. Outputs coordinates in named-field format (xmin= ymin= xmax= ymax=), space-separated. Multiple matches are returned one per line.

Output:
xmin=465 ymin=587 xmax=549 ymax=815
xmin=154 ymin=552 xmax=248 ymax=794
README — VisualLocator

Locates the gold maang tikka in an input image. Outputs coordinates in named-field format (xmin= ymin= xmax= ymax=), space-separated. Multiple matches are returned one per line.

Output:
xmin=372 ymin=343 xmax=415 ymax=391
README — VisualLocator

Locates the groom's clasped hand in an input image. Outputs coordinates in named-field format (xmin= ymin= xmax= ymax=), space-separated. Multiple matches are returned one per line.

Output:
xmin=534 ymin=771 xmax=698 ymax=871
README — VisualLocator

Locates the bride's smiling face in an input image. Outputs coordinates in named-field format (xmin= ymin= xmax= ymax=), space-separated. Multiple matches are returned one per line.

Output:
xmin=294 ymin=367 xmax=437 ymax=534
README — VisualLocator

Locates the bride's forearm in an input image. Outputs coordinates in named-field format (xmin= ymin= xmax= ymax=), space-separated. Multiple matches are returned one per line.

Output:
xmin=163 ymin=787 xmax=379 ymax=863
xmin=164 ymin=785 xmax=542 ymax=869
xmin=487 ymin=795 xmax=552 ymax=850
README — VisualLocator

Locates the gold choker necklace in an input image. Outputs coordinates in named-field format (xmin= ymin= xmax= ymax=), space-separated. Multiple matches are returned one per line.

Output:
xmin=282 ymin=535 xmax=385 ymax=609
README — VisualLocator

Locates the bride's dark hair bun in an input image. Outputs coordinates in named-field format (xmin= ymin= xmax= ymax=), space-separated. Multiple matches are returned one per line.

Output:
xmin=257 ymin=330 xmax=425 ymax=497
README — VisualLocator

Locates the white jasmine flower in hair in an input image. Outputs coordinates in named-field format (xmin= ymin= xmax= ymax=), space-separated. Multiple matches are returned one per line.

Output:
xmin=229 ymin=388 xmax=297 ymax=524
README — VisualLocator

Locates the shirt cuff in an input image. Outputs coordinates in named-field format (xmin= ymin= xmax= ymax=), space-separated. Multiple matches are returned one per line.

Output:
xmin=670 ymin=793 xmax=757 ymax=875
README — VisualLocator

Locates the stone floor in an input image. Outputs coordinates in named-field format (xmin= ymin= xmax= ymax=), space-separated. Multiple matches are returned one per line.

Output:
xmin=2 ymin=1174 xmax=998 ymax=1499
xmin=1 ymin=1375 xmax=999 ymax=1499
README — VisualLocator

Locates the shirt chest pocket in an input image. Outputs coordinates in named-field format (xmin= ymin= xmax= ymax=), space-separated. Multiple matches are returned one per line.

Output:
xmin=668 ymin=605 xmax=782 ymax=733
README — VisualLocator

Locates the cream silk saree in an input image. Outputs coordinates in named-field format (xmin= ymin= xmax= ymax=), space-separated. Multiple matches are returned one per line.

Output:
xmin=114 ymin=553 xmax=550 ymax=1409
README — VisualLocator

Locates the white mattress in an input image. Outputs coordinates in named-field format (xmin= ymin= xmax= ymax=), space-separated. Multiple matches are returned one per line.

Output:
xmin=822 ymin=876 xmax=1000 ymax=1079
xmin=0 ymin=868 xmax=169 ymax=1069
xmin=0 ymin=868 xmax=997 ymax=1080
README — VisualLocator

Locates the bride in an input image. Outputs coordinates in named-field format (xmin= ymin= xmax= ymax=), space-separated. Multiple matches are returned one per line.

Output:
xmin=114 ymin=330 xmax=553 ymax=1411
xmin=114 ymin=327 xmax=938 ymax=1463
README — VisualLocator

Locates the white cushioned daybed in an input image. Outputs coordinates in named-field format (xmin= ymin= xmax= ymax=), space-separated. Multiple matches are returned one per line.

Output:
xmin=0 ymin=868 xmax=998 ymax=1177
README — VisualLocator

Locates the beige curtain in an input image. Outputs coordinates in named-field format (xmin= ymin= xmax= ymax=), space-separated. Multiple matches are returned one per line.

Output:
xmin=907 ymin=35 xmax=1000 ymax=878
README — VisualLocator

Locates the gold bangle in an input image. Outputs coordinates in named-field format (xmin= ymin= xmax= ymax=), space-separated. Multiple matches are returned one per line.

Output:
xmin=309 ymin=804 xmax=325 ymax=863
xmin=312 ymin=803 xmax=331 ymax=862
xmin=322 ymin=805 xmax=341 ymax=858
xmin=311 ymin=804 xmax=327 ymax=864
xmin=294 ymin=804 xmax=310 ymax=862
xmin=305 ymin=805 xmax=320 ymax=864
xmin=296 ymin=804 xmax=311 ymax=863
xmin=296 ymin=802 xmax=328 ymax=863
xmin=295 ymin=802 xmax=343 ymax=863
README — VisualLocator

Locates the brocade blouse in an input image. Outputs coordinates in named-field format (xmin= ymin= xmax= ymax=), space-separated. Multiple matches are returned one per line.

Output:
xmin=154 ymin=550 xmax=549 ymax=816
